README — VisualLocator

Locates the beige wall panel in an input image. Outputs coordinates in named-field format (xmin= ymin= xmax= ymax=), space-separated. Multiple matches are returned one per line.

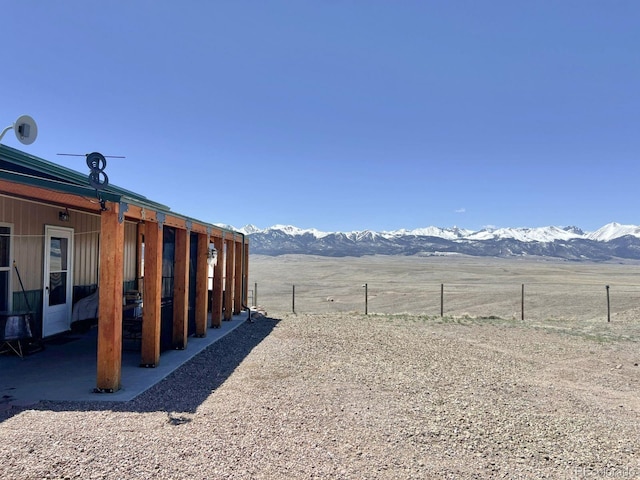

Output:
xmin=0 ymin=195 xmax=105 ymax=290
xmin=73 ymin=212 xmax=100 ymax=286
xmin=2 ymin=196 xmax=46 ymax=291
xmin=123 ymin=221 xmax=138 ymax=283
xmin=2 ymin=196 xmax=144 ymax=291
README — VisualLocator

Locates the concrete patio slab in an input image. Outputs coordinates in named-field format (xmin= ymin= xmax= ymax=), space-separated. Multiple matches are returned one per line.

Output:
xmin=0 ymin=312 xmax=249 ymax=406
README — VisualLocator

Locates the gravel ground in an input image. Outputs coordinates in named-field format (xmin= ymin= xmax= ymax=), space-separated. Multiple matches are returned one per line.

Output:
xmin=1 ymin=313 xmax=639 ymax=479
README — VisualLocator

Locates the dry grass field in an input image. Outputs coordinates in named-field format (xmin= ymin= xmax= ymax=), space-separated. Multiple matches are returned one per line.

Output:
xmin=249 ymin=254 xmax=640 ymax=325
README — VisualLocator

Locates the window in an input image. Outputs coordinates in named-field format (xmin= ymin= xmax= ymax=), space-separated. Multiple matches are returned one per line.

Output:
xmin=0 ymin=225 xmax=11 ymax=311
xmin=48 ymin=236 xmax=68 ymax=306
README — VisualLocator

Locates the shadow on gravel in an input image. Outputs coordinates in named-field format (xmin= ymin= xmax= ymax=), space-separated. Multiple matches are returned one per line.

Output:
xmin=1 ymin=317 xmax=280 ymax=422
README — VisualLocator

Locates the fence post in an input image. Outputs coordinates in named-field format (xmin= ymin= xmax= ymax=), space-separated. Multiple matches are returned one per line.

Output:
xmin=254 ymin=282 xmax=258 ymax=307
xmin=292 ymin=284 xmax=296 ymax=314
xmin=606 ymin=285 xmax=610 ymax=322
xmin=363 ymin=283 xmax=368 ymax=315
xmin=440 ymin=283 xmax=444 ymax=317
xmin=521 ymin=284 xmax=525 ymax=321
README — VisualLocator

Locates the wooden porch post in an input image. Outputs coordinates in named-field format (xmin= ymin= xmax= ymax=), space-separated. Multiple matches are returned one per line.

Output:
xmin=96 ymin=204 xmax=125 ymax=392
xmin=172 ymin=228 xmax=190 ymax=350
xmin=211 ymin=235 xmax=224 ymax=328
xmin=141 ymin=221 xmax=163 ymax=367
xmin=224 ymin=236 xmax=234 ymax=321
xmin=233 ymin=239 xmax=243 ymax=314
xmin=243 ymin=242 xmax=250 ymax=307
xmin=194 ymin=232 xmax=208 ymax=336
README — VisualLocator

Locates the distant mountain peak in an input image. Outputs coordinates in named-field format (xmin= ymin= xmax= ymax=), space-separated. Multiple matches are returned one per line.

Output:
xmin=587 ymin=222 xmax=640 ymax=242
xmin=563 ymin=226 xmax=584 ymax=235
xmin=244 ymin=222 xmax=640 ymax=260
xmin=239 ymin=224 xmax=261 ymax=234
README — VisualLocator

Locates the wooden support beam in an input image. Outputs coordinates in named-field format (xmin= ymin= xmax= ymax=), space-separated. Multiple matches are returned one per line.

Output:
xmin=209 ymin=226 xmax=224 ymax=237
xmin=172 ymin=228 xmax=190 ymax=349
xmin=224 ymin=237 xmax=234 ymax=321
xmin=233 ymin=239 xmax=243 ymax=314
xmin=0 ymin=178 xmax=104 ymax=214
xmin=141 ymin=221 xmax=163 ymax=367
xmin=96 ymin=204 xmax=125 ymax=392
xmin=211 ymin=235 xmax=224 ymax=328
xmin=243 ymin=242 xmax=250 ymax=306
xmin=0 ymin=179 xmax=232 ymax=246
xmin=194 ymin=233 xmax=208 ymax=336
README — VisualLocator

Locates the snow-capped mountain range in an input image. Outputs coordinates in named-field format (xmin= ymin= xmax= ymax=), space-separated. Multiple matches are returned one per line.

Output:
xmin=228 ymin=222 xmax=640 ymax=260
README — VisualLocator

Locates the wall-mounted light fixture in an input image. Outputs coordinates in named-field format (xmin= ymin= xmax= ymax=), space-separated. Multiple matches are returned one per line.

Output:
xmin=59 ymin=208 xmax=70 ymax=222
xmin=207 ymin=242 xmax=217 ymax=266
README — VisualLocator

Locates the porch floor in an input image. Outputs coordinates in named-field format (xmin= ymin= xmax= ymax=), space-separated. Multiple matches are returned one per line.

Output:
xmin=0 ymin=312 xmax=249 ymax=407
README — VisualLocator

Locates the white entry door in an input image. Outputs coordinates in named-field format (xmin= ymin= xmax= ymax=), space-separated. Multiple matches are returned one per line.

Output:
xmin=43 ymin=226 xmax=74 ymax=337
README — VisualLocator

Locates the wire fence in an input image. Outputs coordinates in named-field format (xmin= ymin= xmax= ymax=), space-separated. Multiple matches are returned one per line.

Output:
xmin=249 ymin=281 xmax=640 ymax=322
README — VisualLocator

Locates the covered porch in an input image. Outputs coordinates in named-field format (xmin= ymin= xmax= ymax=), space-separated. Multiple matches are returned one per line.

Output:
xmin=0 ymin=144 xmax=250 ymax=394
xmin=0 ymin=311 xmax=248 ymax=406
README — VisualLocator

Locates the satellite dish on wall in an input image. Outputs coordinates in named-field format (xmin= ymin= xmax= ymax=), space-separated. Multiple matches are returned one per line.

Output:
xmin=14 ymin=115 xmax=38 ymax=145
xmin=0 ymin=114 xmax=38 ymax=146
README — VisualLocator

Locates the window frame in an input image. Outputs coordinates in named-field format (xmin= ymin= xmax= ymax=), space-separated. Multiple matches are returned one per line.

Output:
xmin=0 ymin=222 xmax=13 ymax=312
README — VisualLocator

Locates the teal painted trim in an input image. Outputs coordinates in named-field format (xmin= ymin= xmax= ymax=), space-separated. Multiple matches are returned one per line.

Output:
xmin=73 ymin=284 xmax=98 ymax=304
xmin=12 ymin=289 xmax=41 ymax=314
xmin=12 ymin=289 xmax=43 ymax=338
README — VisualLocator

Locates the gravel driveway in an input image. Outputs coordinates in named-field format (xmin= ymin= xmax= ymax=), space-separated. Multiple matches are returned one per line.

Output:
xmin=1 ymin=313 xmax=639 ymax=479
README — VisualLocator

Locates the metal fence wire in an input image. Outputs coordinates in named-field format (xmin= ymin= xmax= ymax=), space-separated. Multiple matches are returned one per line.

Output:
xmin=249 ymin=281 xmax=640 ymax=322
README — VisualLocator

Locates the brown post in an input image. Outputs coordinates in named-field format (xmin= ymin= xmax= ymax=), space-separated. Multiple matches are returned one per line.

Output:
xmin=211 ymin=234 xmax=224 ymax=327
xmin=172 ymin=228 xmax=190 ymax=349
xmin=243 ymin=242 xmax=250 ymax=307
xmin=96 ymin=204 xmax=125 ymax=392
xmin=233 ymin=239 xmax=243 ymax=314
xmin=141 ymin=221 xmax=163 ymax=367
xmin=224 ymin=236 xmax=235 ymax=320
xmin=194 ymin=232 xmax=209 ymax=336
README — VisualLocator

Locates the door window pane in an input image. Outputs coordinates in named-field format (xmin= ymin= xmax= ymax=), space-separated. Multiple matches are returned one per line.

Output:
xmin=49 ymin=237 xmax=68 ymax=272
xmin=49 ymin=272 xmax=67 ymax=306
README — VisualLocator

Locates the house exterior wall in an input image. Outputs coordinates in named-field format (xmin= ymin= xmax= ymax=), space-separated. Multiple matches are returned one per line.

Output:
xmin=0 ymin=194 xmax=138 ymax=294
xmin=1 ymin=194 xmax=46 ymax=291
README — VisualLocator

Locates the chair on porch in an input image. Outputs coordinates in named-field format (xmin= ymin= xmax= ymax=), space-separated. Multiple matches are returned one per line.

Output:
xmin=122 ymin=291 xmax=143 ymax=341
xmin=0 ymin=311 xmax=34 ymax=358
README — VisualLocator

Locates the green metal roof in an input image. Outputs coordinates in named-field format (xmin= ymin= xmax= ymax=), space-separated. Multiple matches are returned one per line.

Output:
xmin=0 ymin=144 xmax=170 ymax=210
xmin=0 ymin=144 xmax=243 ymax=238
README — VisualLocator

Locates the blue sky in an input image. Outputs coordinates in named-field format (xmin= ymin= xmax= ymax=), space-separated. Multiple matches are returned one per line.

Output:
xmin=2 ymin=1 xmax=638 ymax=232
